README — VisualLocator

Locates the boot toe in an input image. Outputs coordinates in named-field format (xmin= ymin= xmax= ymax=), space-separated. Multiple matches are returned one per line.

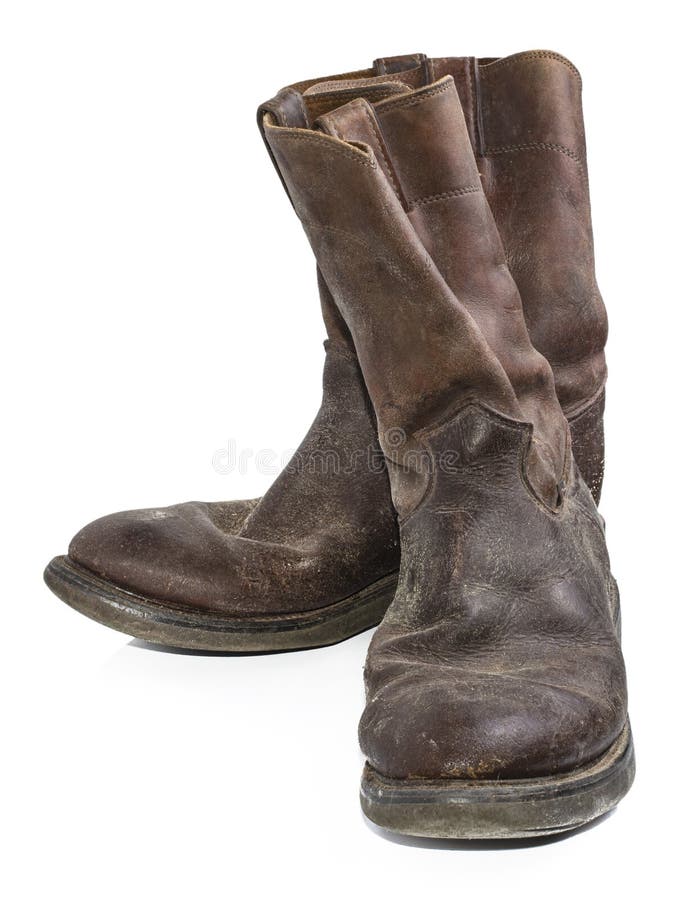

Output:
xmin=359 ymin=651 xmax=626 ymax=780
xmin=68 ymin=501 xmax=311 ymax=614
xmin=67 ymin=501 xmax=352 ymax=615
xmin=68 ymin=502 xmax=232 ymax=606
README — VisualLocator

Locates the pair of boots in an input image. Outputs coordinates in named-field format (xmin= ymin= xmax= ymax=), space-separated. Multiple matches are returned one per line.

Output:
xmin=45 ymin=50 xmax=634 ymax=840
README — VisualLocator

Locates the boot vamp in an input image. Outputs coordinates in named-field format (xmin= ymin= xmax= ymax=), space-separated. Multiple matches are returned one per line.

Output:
xmin=67 ymin=341 xmax=399 ymax=615
xmin=361 ymin=625 xmax=625 ymax=780
xmin=360 ymin=412 xmax=626 ymax=780
xmin=68 ymin=498 xmax=382 ymax=615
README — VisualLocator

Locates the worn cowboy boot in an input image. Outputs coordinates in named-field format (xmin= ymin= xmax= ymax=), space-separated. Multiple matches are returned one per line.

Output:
xmin=44 ymin=90 xmax=409 ymax=652
xmin=262 ymin=73 xmax=633 ymax=837
xmin=44 ymin=50 xmax=608 ymax=655
xmin=44 ymin=299 xmax=399 ymax=650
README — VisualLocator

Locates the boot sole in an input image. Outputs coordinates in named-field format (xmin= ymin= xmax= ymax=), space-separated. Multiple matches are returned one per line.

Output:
xmin=360 ymin=721 xmax=634 ymax=840
xmin=44 ymin=555 xmax=398 ymax=652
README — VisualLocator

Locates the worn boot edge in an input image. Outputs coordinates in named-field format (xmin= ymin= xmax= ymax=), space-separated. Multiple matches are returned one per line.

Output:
xmin=44 ymin=556 xmax=397 ymax=652
xmin=360 ymin=721 xmax=635 ymax=840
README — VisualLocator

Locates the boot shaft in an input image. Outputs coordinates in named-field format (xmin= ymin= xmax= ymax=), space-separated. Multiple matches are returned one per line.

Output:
xmin=259 ymin=50 xmax=607 ymax=501
xmin=261 ymin=75 xmax=569 ymax=513
xmin=404 ymin=53 xmax=606 ymax=414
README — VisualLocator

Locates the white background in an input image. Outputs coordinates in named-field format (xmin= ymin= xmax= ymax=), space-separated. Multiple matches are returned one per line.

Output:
xmin=2 ymin=1 xmax=681 ymax=897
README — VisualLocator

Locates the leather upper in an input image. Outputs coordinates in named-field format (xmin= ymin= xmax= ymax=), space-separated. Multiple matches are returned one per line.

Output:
xmin=262 ymin=66 xmax=625 ymax=781
xmin=69 ymin=344 xmax=398 ymax=613
xmin=67 ymin=50 xmax=608 ymax=623
xmin=360 ymin=405 xmax=625 ymax=779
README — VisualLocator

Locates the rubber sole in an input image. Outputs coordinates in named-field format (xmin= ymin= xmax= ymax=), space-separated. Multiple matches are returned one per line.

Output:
xmin=44 ymin=555 xmax=398 ymax=652
xmin=360 ymin=722 xmax=635 ymax=840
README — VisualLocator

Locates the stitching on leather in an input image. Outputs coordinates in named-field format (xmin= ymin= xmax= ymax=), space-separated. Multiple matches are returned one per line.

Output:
xmin=305 ymin=87 xmax=400 ymax=120
xmin=402 ymin=402 xmax=567 ymax=523
xmin=289 ymin=88 xmax=310 ymax=128
xmin=375 ymin=77 xmax=453 ymax=112
xmin=486 ymin=141 xmax=584 ymax=168
xmin=306 ymin=85 xmax=402 ymax=101
xmin=483 ymin=51 xmax=581 ymax=82
xmin=464 ymin=59 xmax=475 ymax=144
xmin=275 ymin=88 xmax=309 ymax=128
xmin=407 ymin=184 xmax=482 ymax=210
xmin=261 ymin=100 xmax=287 ymax=128
xmin=359 ymin=103 xmax=402 ymax=199
xmin=288 ymin=68 xmax=375 ymax=94
xmin=270 ymin=131 xmax=376 ymax=168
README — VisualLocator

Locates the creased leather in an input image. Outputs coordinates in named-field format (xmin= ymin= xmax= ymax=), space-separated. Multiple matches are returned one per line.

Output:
xmin=266 ymin=51 xmax=608 ymax=501
xmin=263 ymin=74 xmax=626 ymax=782
xmin=65 ymin=50 xmax=608 ymax=625
xmin=69 ymin=343 xmax=398 ymax=613
xmin=408 ymin=52 xmax=608 ymax=501
xmin=265 ymin=83 xmax=568 ymax=512
xmin=360 ymin=405 xmax=625 ymax=779
xmin=315 ymin=80 xmax=569 ymax=506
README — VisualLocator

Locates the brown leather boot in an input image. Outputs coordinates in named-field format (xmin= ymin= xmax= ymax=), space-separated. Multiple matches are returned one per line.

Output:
xmin=262 ymin=73 xmax=633 ymax=837
xmin=264 ymin=50 xmax=608 ymax=501
xmin=44 ymin=300 xmax=400 ymax=651
xmin=43 ymin=51 xmax=609 ymax=655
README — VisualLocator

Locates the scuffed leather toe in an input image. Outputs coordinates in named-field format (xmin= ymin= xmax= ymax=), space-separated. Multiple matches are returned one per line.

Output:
xmin=359 ymin=636 xmax=626 ymax=780
xmin=68 ymin=500 xmax=325 ymax=615
xmin=69 ymin=501 xmax=257 ymax=610
xmin=67 ymin=484 xmax=394 ymax=616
